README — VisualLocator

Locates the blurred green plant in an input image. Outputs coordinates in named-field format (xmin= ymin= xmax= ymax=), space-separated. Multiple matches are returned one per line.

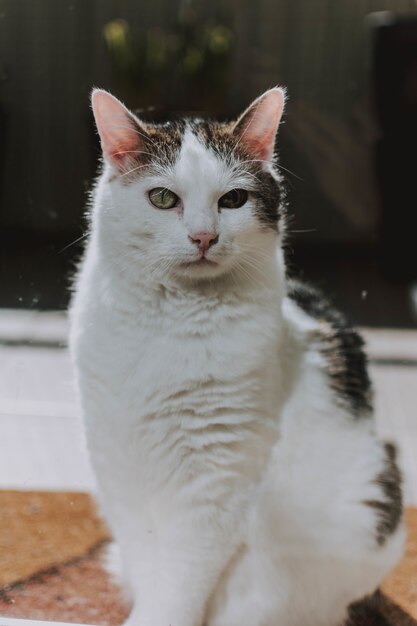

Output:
xmin=102 ymin=4 xmax=234 ymax=116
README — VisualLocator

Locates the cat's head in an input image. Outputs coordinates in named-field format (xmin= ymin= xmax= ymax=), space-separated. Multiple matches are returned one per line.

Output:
xmin=91 ymin=87 xmax=286 ymax=284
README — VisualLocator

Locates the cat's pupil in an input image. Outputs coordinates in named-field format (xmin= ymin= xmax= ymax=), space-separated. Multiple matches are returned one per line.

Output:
xmin=149 ymin=188 xmax=179 ymax=210
xmin=219 ymin=189 xmax=248 ymax=209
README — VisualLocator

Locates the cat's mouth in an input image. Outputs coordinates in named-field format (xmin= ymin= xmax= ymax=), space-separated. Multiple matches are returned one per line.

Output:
xmin=175 ymin=254 xmax=225 ymax=279
xmin=180 ymin=257 xmax=219 ymax=268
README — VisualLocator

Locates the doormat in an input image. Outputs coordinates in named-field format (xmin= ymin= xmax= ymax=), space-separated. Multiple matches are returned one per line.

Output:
xmin=0 ymin=491 xmax=416 ymax=625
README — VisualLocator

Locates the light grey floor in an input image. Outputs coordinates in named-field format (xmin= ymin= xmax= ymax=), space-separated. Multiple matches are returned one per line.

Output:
xmin=0 ymin=311 xmax=416 ymax=503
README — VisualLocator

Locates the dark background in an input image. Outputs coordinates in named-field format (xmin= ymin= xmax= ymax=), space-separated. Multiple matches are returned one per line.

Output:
xmin=0 ymin=0 xmax=416 ymax=326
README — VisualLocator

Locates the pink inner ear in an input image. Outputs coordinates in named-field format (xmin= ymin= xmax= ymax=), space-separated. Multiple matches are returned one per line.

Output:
xmin=234 ymin=88 xmax=285 ymax=162
xmin=91 ymin=89 xmax=141 ymax=163
xmin=244 ymin=128 xmax=277 ymax=162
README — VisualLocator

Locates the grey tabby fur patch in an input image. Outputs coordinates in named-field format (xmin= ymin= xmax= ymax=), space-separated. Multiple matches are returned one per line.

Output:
xmin=288 ymin=280 xmax=373 ymax=416
xmin=365 ymin=443 xmax=403 ymax=546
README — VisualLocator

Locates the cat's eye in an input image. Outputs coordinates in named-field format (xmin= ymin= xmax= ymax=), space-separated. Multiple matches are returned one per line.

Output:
xmin=218 ymin=188 xmax=248 ymax=209
xmin=148 ymin=188 xmax=179 ymax=210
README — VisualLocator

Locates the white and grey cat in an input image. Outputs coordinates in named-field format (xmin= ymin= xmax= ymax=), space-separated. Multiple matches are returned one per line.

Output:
xmin=69 ymin=87 xmax=404 ymax=626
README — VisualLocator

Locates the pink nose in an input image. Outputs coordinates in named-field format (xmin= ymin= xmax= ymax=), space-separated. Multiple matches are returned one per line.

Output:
xmin=188 ymin=231 xmax=219 ymax=253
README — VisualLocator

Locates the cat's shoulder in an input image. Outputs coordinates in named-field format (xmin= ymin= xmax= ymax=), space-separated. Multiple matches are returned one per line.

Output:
xmin=285 ymin=279 xmax=372 ymax=416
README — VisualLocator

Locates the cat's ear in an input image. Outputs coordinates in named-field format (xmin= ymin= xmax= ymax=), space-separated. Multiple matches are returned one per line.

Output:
xmin=91 ymin=89 xmax=145 ymax=169
xmin=233 ymin=87 xmax=286 ymax=162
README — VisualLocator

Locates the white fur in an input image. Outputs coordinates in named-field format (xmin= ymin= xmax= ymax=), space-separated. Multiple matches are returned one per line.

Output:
xmin=70 ymin=128 xmax=404 ymax=626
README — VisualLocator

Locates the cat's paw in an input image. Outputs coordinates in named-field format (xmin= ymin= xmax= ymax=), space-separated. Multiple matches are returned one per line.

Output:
xmin=103 ymin=541 xmax=122 ymax=580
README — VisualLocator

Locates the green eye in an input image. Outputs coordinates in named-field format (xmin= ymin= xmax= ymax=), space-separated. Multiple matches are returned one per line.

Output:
xmin=218 ymin=189 xmax=248 ymax=209
xmin=148 ymin=188 xmax=179 ymax=210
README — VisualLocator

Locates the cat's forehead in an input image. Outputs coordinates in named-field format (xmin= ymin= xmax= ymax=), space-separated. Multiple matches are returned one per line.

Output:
xmin=174 ymin=127 xmax=233 ymax=191
xmin=144 ymin=119 xmax=239 ymax=172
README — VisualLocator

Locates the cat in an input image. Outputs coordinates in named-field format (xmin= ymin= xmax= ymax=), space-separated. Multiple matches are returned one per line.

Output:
xmin=69 ymin=87 xmax=405 ymax=626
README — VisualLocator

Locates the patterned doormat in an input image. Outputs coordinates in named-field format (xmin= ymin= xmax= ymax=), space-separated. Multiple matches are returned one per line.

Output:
xmin=0 ymin=491 xmax=416 ymax=625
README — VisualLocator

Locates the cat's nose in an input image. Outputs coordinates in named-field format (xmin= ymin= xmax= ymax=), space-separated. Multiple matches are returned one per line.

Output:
xmin=188 ymin=231 xmax=219 ymax=253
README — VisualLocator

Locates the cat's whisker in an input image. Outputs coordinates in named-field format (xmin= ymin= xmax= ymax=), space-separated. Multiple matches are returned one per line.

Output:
xmin=287 ymin=228 xmax=317 ymax=234
xmin=233 ymin=262 xmax=262 ymax=286
xmin=234 ymin=158 xmax=268 ymax=167
xmin=239 ymin=241 xmax=275 ymax=259
xmin=227 ymin=266 xmax=241 ymax=290
xmin=119 ymin=164 xmax=150 ymax=178
xmin=277 ymin=164 xmax=304 ymax=181
xmin=112 ymin=149 xmax=161 ymax=159
xmin=239 ymin=255 xmax=268 ymax=273
xmin=234 ymin=158 xmax=302 ymax=184
xmin=237 ymin=171 xmax=263 ymax=186
xmin=59 ymin=232 xmax=89 ymax=253
xmin=240 ymin=256 xmax=268 ymax=278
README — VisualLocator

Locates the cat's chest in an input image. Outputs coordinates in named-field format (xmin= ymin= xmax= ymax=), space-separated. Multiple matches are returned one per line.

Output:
xmin=78 ymin=290 xmax=282 ymax=423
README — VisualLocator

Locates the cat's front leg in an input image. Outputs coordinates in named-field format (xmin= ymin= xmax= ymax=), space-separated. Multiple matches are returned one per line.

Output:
xmin=120 ymin=503 xmax=242 ymax=626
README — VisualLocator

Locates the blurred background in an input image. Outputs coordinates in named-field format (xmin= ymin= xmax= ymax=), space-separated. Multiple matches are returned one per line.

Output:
xmin=0 ymin=0 xmax=417 ymax=326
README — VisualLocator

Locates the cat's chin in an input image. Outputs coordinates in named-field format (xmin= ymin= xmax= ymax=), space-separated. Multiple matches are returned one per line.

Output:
xmin=180 ymin=259 xmax=218 ymax=269
xmin=174 ymin=258 xmax=228 ymax=280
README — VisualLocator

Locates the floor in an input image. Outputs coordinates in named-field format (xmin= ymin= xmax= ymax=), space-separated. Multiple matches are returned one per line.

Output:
xmin=0 ymin=310 xmax=416 ymax=504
